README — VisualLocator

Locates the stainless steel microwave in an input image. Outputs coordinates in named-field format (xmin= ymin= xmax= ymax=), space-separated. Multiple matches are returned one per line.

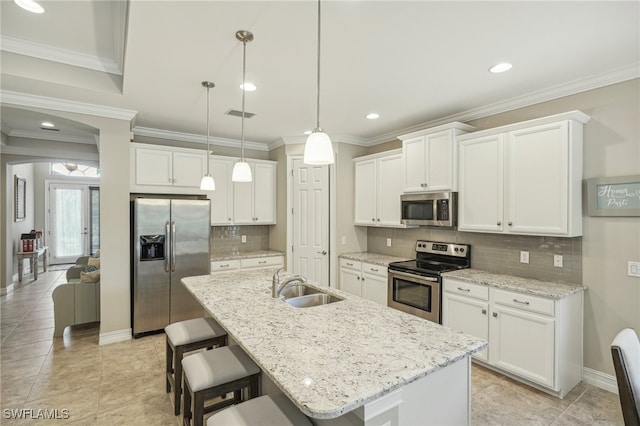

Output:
xmin=401 ymin=192 xmax=457 ymax=227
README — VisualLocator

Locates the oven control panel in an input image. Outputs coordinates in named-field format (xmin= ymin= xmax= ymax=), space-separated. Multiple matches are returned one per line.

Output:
xmin=415 ymin=240 xmax=469 ymax=258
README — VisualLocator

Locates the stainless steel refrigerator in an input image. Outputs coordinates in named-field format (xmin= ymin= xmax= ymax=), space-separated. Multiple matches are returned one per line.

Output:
xmin=131 ymin=197 xmax=211 ymax=337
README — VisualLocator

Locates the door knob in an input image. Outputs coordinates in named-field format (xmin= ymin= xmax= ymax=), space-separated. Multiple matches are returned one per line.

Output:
xmin=317 ymin=250 xmax=327 ymax=255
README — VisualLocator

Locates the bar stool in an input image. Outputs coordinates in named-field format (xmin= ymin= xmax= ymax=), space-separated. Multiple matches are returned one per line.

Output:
xmin=182 ymin=345 xmax=261 ymax=426
xmin=206 ymin=394 xmax=312 ymax=426
xmin=165 ymin=318 xmax=227 ymax=416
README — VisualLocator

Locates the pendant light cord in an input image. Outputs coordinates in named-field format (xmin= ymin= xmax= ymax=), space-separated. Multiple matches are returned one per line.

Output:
xmin=206 ymin=85 xmax=211 ymax=174
xmin=241 ymin=38 xmax=247 ymax=162
xmin=315 ymin=0 xmax=321 ymax=131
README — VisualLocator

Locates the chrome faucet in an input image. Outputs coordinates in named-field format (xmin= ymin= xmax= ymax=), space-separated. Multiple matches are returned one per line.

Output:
xmin=272 ymin=267 xmax=307 ymax=298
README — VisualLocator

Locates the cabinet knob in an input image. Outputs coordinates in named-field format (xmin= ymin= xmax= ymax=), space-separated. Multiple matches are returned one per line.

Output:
xmin=357 ymin=276 xmax=360 ymax=280
xmin=228 ymin=218 xmax=232 ymax=221
xmin=372 ymin=218 xmax=375 ymax=222
xmin=376 ymin=218 xmax=380 ymax=222
xmin=362 ymin=277 xmax=365 ymax=282
xmin=482 ymin=309 xmax=487 ymax=315
xmin=508 ymin=222 xmax=513 ymax=226
xmin=497 ymin=221 xmax=501 ymax=226
xmin=492 ymin=312 xmax=498 ymax=318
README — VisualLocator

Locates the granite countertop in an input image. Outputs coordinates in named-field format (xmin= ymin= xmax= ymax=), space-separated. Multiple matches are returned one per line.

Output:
xmin=182 ymin=269 xmax=486 ymax=419
xmin=443 ymin=268 xmax=585 ymax=300
xmin=211 ymin=250 xmax=284 ymax=262
xmin=339 ymin=252 xmax=410 ymax=267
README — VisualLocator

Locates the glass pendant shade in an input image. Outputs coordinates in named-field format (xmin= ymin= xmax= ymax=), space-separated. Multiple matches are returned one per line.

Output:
xmin=200 ymin=174 xmax=215 ymax=191
xmin=232 ymin=160 xmax=252 ymax=182
xmin=304 ymin=130 xmax=334 ymax=165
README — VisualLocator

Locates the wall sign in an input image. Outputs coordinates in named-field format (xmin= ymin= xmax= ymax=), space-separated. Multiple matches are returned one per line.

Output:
xmin=586 ymin=175 xmax=640 ymax=217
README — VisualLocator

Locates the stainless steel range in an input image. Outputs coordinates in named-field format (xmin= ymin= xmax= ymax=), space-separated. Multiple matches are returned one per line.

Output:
xmin=388 ymin=240 xmax=471 ymax=324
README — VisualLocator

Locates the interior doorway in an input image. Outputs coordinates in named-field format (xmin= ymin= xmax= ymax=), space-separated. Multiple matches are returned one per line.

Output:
xmin=47 ymin=182 xmax=100 ymax=264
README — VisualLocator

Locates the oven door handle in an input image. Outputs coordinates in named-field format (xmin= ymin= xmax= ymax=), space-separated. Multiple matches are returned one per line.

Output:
xmin=388 ymin=269 xmax=439 ymax=283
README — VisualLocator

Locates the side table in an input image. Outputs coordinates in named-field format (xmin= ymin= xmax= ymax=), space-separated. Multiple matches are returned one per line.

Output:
xmin=17 ymin=246 xmax=48 ymax=281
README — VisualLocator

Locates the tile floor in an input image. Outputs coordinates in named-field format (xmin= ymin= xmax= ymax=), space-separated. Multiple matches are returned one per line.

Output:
xmin=1 ymin=269 xmax=625 ymax=425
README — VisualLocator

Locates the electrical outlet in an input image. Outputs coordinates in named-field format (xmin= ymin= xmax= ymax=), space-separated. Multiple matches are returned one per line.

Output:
xmin=341 ymin=236 xmax=347 ymax=245
xmin=553 ymin=255 xmax=563 ymax=268
xmin=386 ymin=238 xmax=392 ymax=247
xmin=241 ymin=235 xmax=247 ymax=243
xmin=628 ymin=261 xmax=640 ymax=278
xmin=520 ymin=251 xmax=529 ymax=264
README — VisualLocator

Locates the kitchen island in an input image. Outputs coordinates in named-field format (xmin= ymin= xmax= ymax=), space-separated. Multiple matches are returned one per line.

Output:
xmin=182 ymin=268 xmax=486 ymax=425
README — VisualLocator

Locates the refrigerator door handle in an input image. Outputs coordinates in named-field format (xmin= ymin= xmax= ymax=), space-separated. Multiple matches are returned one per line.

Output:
xmin=171 ymin=221 xmax=177 ymax=272
xmin=165 ymin=221 xmax=171 ymax=272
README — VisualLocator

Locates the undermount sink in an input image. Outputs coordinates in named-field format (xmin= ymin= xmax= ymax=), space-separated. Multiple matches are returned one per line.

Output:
xmin=278 ymin=283 xmax=344 ymax=308
xmin=285 ymin=292 xmax=344 ymax=308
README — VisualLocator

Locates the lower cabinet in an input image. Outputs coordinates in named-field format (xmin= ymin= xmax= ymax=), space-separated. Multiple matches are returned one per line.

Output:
xmin=339 ymin=258 xmax=388 ymax=306
xmin=442 ymin=278 xmax=583 ymax=398
xmin=211 ymin=255 xmax=283 ymax=273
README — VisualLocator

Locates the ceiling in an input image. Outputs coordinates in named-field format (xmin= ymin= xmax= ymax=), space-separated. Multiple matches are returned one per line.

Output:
xmin=1 ymin=0 xmax=639 ymax=155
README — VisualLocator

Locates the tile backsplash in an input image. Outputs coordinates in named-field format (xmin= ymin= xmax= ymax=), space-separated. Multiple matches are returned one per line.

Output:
xmin=211 ymin=225 xmax=270 ymax=256
xmin=367 ymin=227 xmax=582 ymax=284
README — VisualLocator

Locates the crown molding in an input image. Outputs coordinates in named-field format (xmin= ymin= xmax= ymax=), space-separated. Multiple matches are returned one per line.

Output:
xmin=7 ymin=129 xmax=96 ymax=145
xmin=0 ymin=90 xmax=137 ymax=121
xmin=0 ymin=144 xmax=98 ymax=161
xmin=132 ymin=126 xmax=270 ymax=152
xmin=0 ymin=35 xmax=122 ymax=75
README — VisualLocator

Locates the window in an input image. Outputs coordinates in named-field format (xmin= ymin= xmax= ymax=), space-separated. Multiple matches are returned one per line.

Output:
xmin=51 ymin=162 xmax=100 ymax=177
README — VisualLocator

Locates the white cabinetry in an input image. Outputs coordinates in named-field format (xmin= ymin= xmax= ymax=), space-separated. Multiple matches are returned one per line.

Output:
xmin=457 ymin=111 xmax=589 ymax=237
xmin=442 ymin=277 xmax=583 ymax=398
xmin=234 ymin=160 xmax=277 ymax=225
xmin=399 ymin=122 xmax=474 ymax=192
xmin=131 ymin=143 xmax=206 ymax=191
xmin=208 ymin=156 xmax=234 ymax=225
xmin=354 ymin=150 xmax=406 ymax=227
xmin=211 ymin=255 xmax=283 ymax=273
xmin=339 ymin=258 xmax=388 ymax=306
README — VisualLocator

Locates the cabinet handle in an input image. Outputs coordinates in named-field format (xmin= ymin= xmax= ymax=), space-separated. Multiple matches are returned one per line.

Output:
xmin=258 ymin=261 xmax=267 ymax=264
xmin=497 ymin=221 xmax=501 ymax=226
xmin=513 ymin=298 xmax=530 ymax=305
xmin=493 ymin=312 xmax=498 ymax=318
xmin=457 ymin=287 xmax=471 ymax=292
xmin=370 ymin=268 xmax=379 ymax=272
xmin=220 ymin=264 xmax=229 ymax=268
xmin=346 ymin=262 xmax=353 ymax=266
xmin=482 ymin=309 xmax=487 ymax=315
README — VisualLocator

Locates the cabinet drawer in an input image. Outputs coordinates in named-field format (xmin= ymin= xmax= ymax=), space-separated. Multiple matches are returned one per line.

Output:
xmin=339 ymin=258 xmax=362 ymax=270
xmin=492 ymin=288 xmax=555 ymax=316
xmin=362 ymin=262 xmax=386 ymax=277
xmin=241 ymin=256 xmax=283 ymax=269
xmin=211 ymin=260 xmax=240 ymax=272
xmin=443 ymin=279 xmax=489 ymax=301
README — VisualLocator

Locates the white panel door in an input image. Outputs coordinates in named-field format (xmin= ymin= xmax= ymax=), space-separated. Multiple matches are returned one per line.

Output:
xmin=208 ymin=158 xmax=234 ymax=225
xmin=403 ymin=136 xmax=427 ymax=192
xmin=354 ymin=159 xmax=377 ymax=225
xmin=254 ymin=162 xmax=276 ymax=224
xmin=49 ymin=184 xmax=89 ymax=264
xmin=292 ymin=159 xmax=329 ymax=285
xmin=458 ymin=135 xmax=504 ymax=232
xmin=377 ymin=153 xmax=404 ymax=226
xmin=507 ymin=122 xmax=569 ymax=235
xmin=172 ymin=151 xmax=206 ymax=188
xmin=135 ymin=147 xmax=173 ymax=186
xmin=426 ymin=130 xmax=453 ymax=191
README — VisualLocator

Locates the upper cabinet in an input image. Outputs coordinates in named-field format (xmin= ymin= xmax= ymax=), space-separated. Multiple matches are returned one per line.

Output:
xmin=207 ymin=156 xmax=234 ymax=226
xmin=131 ymin=143 xmax=206 ymax=191
xmin=233 ymin=160 xmax=277 ymax=225
xmin=399 ymin=122 xmax=475 ymax=192
xmin=457 ymin=111 xmax=590 ymax=237
xmin=354 ymin=149 xmax=406 ymax=227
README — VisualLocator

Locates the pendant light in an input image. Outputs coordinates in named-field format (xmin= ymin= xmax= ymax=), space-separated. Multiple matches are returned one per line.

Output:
xmin=200 ymin=81 xmax=216 ymax=191
xmin=231 ymin=30 xmax=254 ymax=183
xmin=303 ymin=0 xmax=334 ymax=165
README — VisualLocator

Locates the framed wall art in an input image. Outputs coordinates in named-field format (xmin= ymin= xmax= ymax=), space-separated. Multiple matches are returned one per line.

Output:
xmin=586 ymin=175 xmax=640 ymax=217
xmin=14 ymin=175 xmax=26 ymax=222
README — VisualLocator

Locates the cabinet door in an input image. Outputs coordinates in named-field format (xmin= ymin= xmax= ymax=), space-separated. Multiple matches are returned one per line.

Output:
xmin=233 ymin=164 xmax=255 ymax=224
xmin=253 ymin=162 xmax=276 ymax=224
xmin=426 ymin=130 xmax=454 ymax=191
xmin=339 ymin=267 xmax=362 ymax=297
xmin=377 ymin=154 xmax=404 ymax=226
xmin=507 ymin=122 xmax=569 ymax=235
xmin=208 ymin=158 xmax=234 ymax=225
xmin=458 ymin=135 xmax=504 ymax=232
xmin=403 ymin=136 xmax=427 ymax=192
xmin=135 ymin=147 xmax=173 ymax=186
xmin=490 ymin=305 xmax=555 ymax=388
xmin=362 ymin=270 xmax=388 ymax=306
xmin=354 ymin=159 xmax=377 ymax=225
xmin=172 ymin=151 xmax=206 ymax=187
xmin=442 ymin=293 xmax=489 ymax=361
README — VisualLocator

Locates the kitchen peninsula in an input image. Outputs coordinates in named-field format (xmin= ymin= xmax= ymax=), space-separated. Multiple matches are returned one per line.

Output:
xmin=182 ymin=268 xmax=486 ymax=425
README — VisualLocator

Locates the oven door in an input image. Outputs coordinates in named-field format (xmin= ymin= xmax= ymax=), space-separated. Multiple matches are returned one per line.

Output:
xmin=388 ymin=269 xmax=441 ymax=324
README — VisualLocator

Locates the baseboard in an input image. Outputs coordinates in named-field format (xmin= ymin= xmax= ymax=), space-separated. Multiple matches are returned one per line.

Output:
xmin=583 ymin=367 xmax=619 ymax=394
xmin=99 ymin=328 xmax=132 ymax=345
xmin=0 ymin=283 xmax=13 ymax=296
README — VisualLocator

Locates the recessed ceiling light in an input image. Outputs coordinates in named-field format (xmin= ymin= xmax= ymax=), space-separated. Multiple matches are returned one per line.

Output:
xmin=41 ymin=121 xmax=56 ymax=128
xmin=366 ymin=113 xmax=380 ymax=120
xmin=14 ymin=0 xmax=44 ymax=13
xmin=303 ymin=130 xmax=312 ymax=135
xmin=240 ymin=82 xmax=257 ymax=91
xmin=489 ymin=62 xmax=512 ymax=73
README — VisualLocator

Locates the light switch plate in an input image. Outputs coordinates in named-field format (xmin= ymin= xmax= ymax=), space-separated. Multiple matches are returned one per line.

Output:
xmin=386 ymin=238 xmax=392 ymax=247
xmin=520 ymin=251 xmax=529 ymax=264
xmin=628 ymin=261 xmax=640 ymax=278
xmin=241 ymin=235 xmax=246 ymax=243
xmin=554 ymin=255 xmax=563 ymax=268
xmin=341 ymin=236 xmax=347 ymax=245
